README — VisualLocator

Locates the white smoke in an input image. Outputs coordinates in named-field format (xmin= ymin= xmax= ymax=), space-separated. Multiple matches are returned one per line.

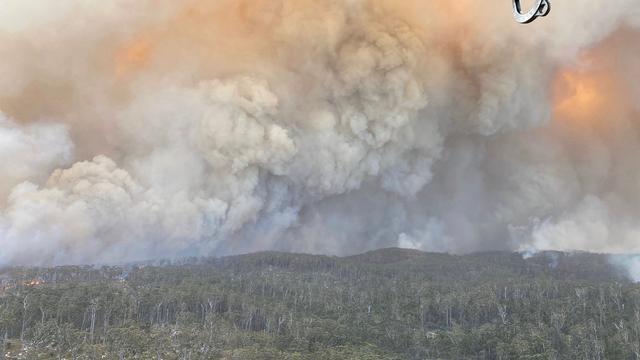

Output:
xmin=0 ymin=0 xmax=639 ymax=266
xmin=0 ymin=115 xmax=72 ymax=201
xmin=611 ymin=255 xmax=640 ymax=282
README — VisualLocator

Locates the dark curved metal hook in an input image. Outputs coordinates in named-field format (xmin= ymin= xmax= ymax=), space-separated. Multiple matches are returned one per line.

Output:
xmin=513 ymin=0 xmax=551 ymax=24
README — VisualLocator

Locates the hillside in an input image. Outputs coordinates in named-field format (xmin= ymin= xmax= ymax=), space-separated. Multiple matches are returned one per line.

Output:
xmin=1 ymin=249 xmax=639 ymax=359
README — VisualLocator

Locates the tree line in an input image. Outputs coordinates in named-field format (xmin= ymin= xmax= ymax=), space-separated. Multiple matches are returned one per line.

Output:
xmin=1 ymin=249 xmax=639 ymax=359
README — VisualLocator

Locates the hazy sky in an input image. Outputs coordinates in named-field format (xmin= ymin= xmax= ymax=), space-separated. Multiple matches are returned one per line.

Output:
xmin=0 ymin=0 xmax=639 ymax=266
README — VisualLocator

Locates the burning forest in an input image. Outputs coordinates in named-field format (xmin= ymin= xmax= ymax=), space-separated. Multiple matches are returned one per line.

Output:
xmin=1 ymin=1 xmax=640 ymax=357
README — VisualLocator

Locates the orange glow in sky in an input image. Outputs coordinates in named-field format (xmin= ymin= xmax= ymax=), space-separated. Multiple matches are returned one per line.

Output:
xmin=554 ymin=69 xmax=604 ymax=120
xmin=115 ymin=38 xmax=153 ymax=78
xmin=551 ymin=51 xmax=619 ymax=127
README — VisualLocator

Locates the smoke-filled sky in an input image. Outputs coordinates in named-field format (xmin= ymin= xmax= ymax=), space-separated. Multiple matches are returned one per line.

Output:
xmin=0 ymin=0 xmax=639 ymax=266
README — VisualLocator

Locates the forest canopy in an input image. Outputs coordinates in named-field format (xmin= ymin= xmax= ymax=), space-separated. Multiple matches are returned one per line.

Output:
xmin=1 ymin=248 xmax=639 ymax=359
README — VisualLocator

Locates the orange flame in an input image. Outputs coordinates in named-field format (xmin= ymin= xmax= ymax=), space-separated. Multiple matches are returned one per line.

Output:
xmin=25 ymin=279 xmax=43 ymax=287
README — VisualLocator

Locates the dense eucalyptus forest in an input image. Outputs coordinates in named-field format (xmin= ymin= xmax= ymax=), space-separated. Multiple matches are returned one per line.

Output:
xmin=1 ymin=248 xmax=640 ymax=359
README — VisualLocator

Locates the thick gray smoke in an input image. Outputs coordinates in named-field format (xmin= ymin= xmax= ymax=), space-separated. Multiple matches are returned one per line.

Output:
xmin=0 ymin=0 xmax=639 ymax=266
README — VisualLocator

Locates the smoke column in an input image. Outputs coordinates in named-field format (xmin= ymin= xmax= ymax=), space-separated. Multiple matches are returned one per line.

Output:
xmin=0 ymin=0 xmax=639 ymax=266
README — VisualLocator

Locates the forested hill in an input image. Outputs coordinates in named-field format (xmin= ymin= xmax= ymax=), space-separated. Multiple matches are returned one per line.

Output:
xmin=1 ymin=249 xmax=639 ymax=359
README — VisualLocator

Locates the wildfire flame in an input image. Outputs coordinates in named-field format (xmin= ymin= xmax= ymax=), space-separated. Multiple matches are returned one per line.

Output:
xmin=25 ymin=279 xmax=44 ymax=287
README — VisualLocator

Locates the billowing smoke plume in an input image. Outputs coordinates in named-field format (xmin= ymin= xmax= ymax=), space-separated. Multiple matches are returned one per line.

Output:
xmin=1 ymin=0 xmax=639 ymax=266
